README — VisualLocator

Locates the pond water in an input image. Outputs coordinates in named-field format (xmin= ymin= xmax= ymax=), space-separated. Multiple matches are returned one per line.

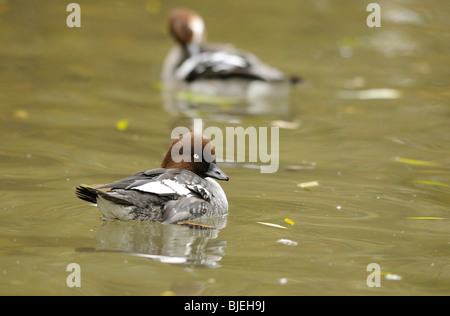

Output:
xmin=0 ymin=0 xmax=449 ymax=295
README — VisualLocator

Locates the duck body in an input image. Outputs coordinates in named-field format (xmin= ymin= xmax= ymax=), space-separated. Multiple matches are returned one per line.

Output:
xmin=76 ymin=134 xmax=229 ymax=224
xmin=162 ymin=8 xmax=297 ymax=85
xmin=163 ymin=42 xmax=290 ymax=84
xmin=161 ymin=9 xmax=298 ymax=116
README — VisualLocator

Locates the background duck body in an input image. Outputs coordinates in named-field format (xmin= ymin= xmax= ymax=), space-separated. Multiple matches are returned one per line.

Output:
xmin=161 ymin=8 xmax=299 ymax=117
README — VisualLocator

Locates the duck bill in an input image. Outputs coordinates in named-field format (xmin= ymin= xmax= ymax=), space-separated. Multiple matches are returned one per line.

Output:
xmin=205 ymin=163 xmax=229 ymax=181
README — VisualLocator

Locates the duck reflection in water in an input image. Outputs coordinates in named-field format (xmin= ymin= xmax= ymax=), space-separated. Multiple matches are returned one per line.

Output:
xmin=89 ymin=216 xmax=227 ymax=268
xmin=161 ymin=8 xmax=301 ymax=118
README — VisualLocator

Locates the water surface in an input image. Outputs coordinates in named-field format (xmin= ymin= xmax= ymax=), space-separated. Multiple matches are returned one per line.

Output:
xmin=0 ymin=0 xmax=449 ymax=295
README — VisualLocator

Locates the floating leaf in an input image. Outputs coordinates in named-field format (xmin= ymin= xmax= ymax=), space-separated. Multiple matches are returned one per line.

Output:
xmin=407 ymin=217 xmax=444 ymax=220
xmin=381 ymin=272 xmax=402 ymax=281
xmin=284 ymin=218 xmax=295 ymax=226
xmin=116 ymin=119 xmax=129 ymax=131
xmin=256 ymin=222 xmax=287 ymax=229
xmin=271 ymin=120 xmax=300 ymax=130
xmin=277 ymin=239 xmax=298 ymax=246
xmin=385 ymin=274 xmax=402 ymax=281
xmin=394 ymin=157 xmax=438 ymax=167
xmin=297 ymin=181 xmax=319 ymax=189
xmin=413 ymin=180 xmax=448 ymax=187
xmin=336 ymin=88 xmax=401 ymax=100
xmin=14 ymin=109 xmax=29 ymax=119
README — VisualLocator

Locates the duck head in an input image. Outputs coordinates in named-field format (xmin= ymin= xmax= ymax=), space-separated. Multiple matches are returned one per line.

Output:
xmin=161 ymin=133 xmax=229 ymax=181
xmin=168 ymin=8 xmax=205 ymax=56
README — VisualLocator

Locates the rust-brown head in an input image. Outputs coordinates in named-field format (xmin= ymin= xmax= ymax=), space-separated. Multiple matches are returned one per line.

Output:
xmin=161 ymin=133 xmax=229 ymax=181
xmin=168 ymin=8 xmax=205 ymax=55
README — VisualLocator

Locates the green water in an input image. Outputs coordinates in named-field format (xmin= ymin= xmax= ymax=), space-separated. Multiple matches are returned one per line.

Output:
xmin=0 ymin=0 xmax=449 ymax=295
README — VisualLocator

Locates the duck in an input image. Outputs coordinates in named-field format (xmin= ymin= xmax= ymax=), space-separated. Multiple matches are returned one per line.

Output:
xmin=75 ymin=133 xmax=229 ymax=224
xmin=162 ymin=8 xmax=300 ymax=84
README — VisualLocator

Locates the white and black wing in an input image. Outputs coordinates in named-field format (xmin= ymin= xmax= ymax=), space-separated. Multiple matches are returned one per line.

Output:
xmin=175 ymin=50 xmax=286 ymax=82
xmin=127 ymin=169 xmax=210 ymax=199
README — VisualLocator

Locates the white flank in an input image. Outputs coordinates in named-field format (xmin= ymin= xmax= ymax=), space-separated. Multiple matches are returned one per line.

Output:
xmin=175 ymin=51 xmax=247 ymax=80
xmin=133 ymin=180 xmax=191 ymax=196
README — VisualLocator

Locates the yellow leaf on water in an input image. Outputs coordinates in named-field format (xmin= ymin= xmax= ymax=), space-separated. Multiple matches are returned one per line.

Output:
xmin=413 ymin=180 xmax=448 ymax=187
xmin=336 ymin=88 xmax=401 ymax=100
xmin=297 ymin=181 xmax=319 ymax=189
xmin=256 ymin=222 xmax=288 ymax=229
xmin=14 ymin=109 xmax=29 ymax=120
xmin=116 ymin=119 xmax=129 ymax=131
xmin=271 ymin=120 xmax=301 ymax=130
xmin=394 ymin=157 xmax=438 ymax=167
xmin=284 ymin=218 xmax=295 ymax=226
xmin=380 ymin=272 xmax=402 ymax=280
xmin=407 ymin=217 xmax=445 ymax=220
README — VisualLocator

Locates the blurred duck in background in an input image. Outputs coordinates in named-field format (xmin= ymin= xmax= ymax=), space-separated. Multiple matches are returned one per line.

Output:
xmin=161 ymin=8 xmax=301 ymax=117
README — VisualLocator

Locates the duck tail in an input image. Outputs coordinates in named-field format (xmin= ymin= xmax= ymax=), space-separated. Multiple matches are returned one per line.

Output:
xmin=75 ymin=185 xmax=99 ymax=204
xmin=289 ymin=75 xmax=302 ymax=85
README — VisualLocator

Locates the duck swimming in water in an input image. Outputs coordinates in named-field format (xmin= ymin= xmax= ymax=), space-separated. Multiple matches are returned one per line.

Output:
xmin=162 ymin=8 xmax=300 ymax=84
xmin=76 ymin=133 xmax=228 ymax=224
